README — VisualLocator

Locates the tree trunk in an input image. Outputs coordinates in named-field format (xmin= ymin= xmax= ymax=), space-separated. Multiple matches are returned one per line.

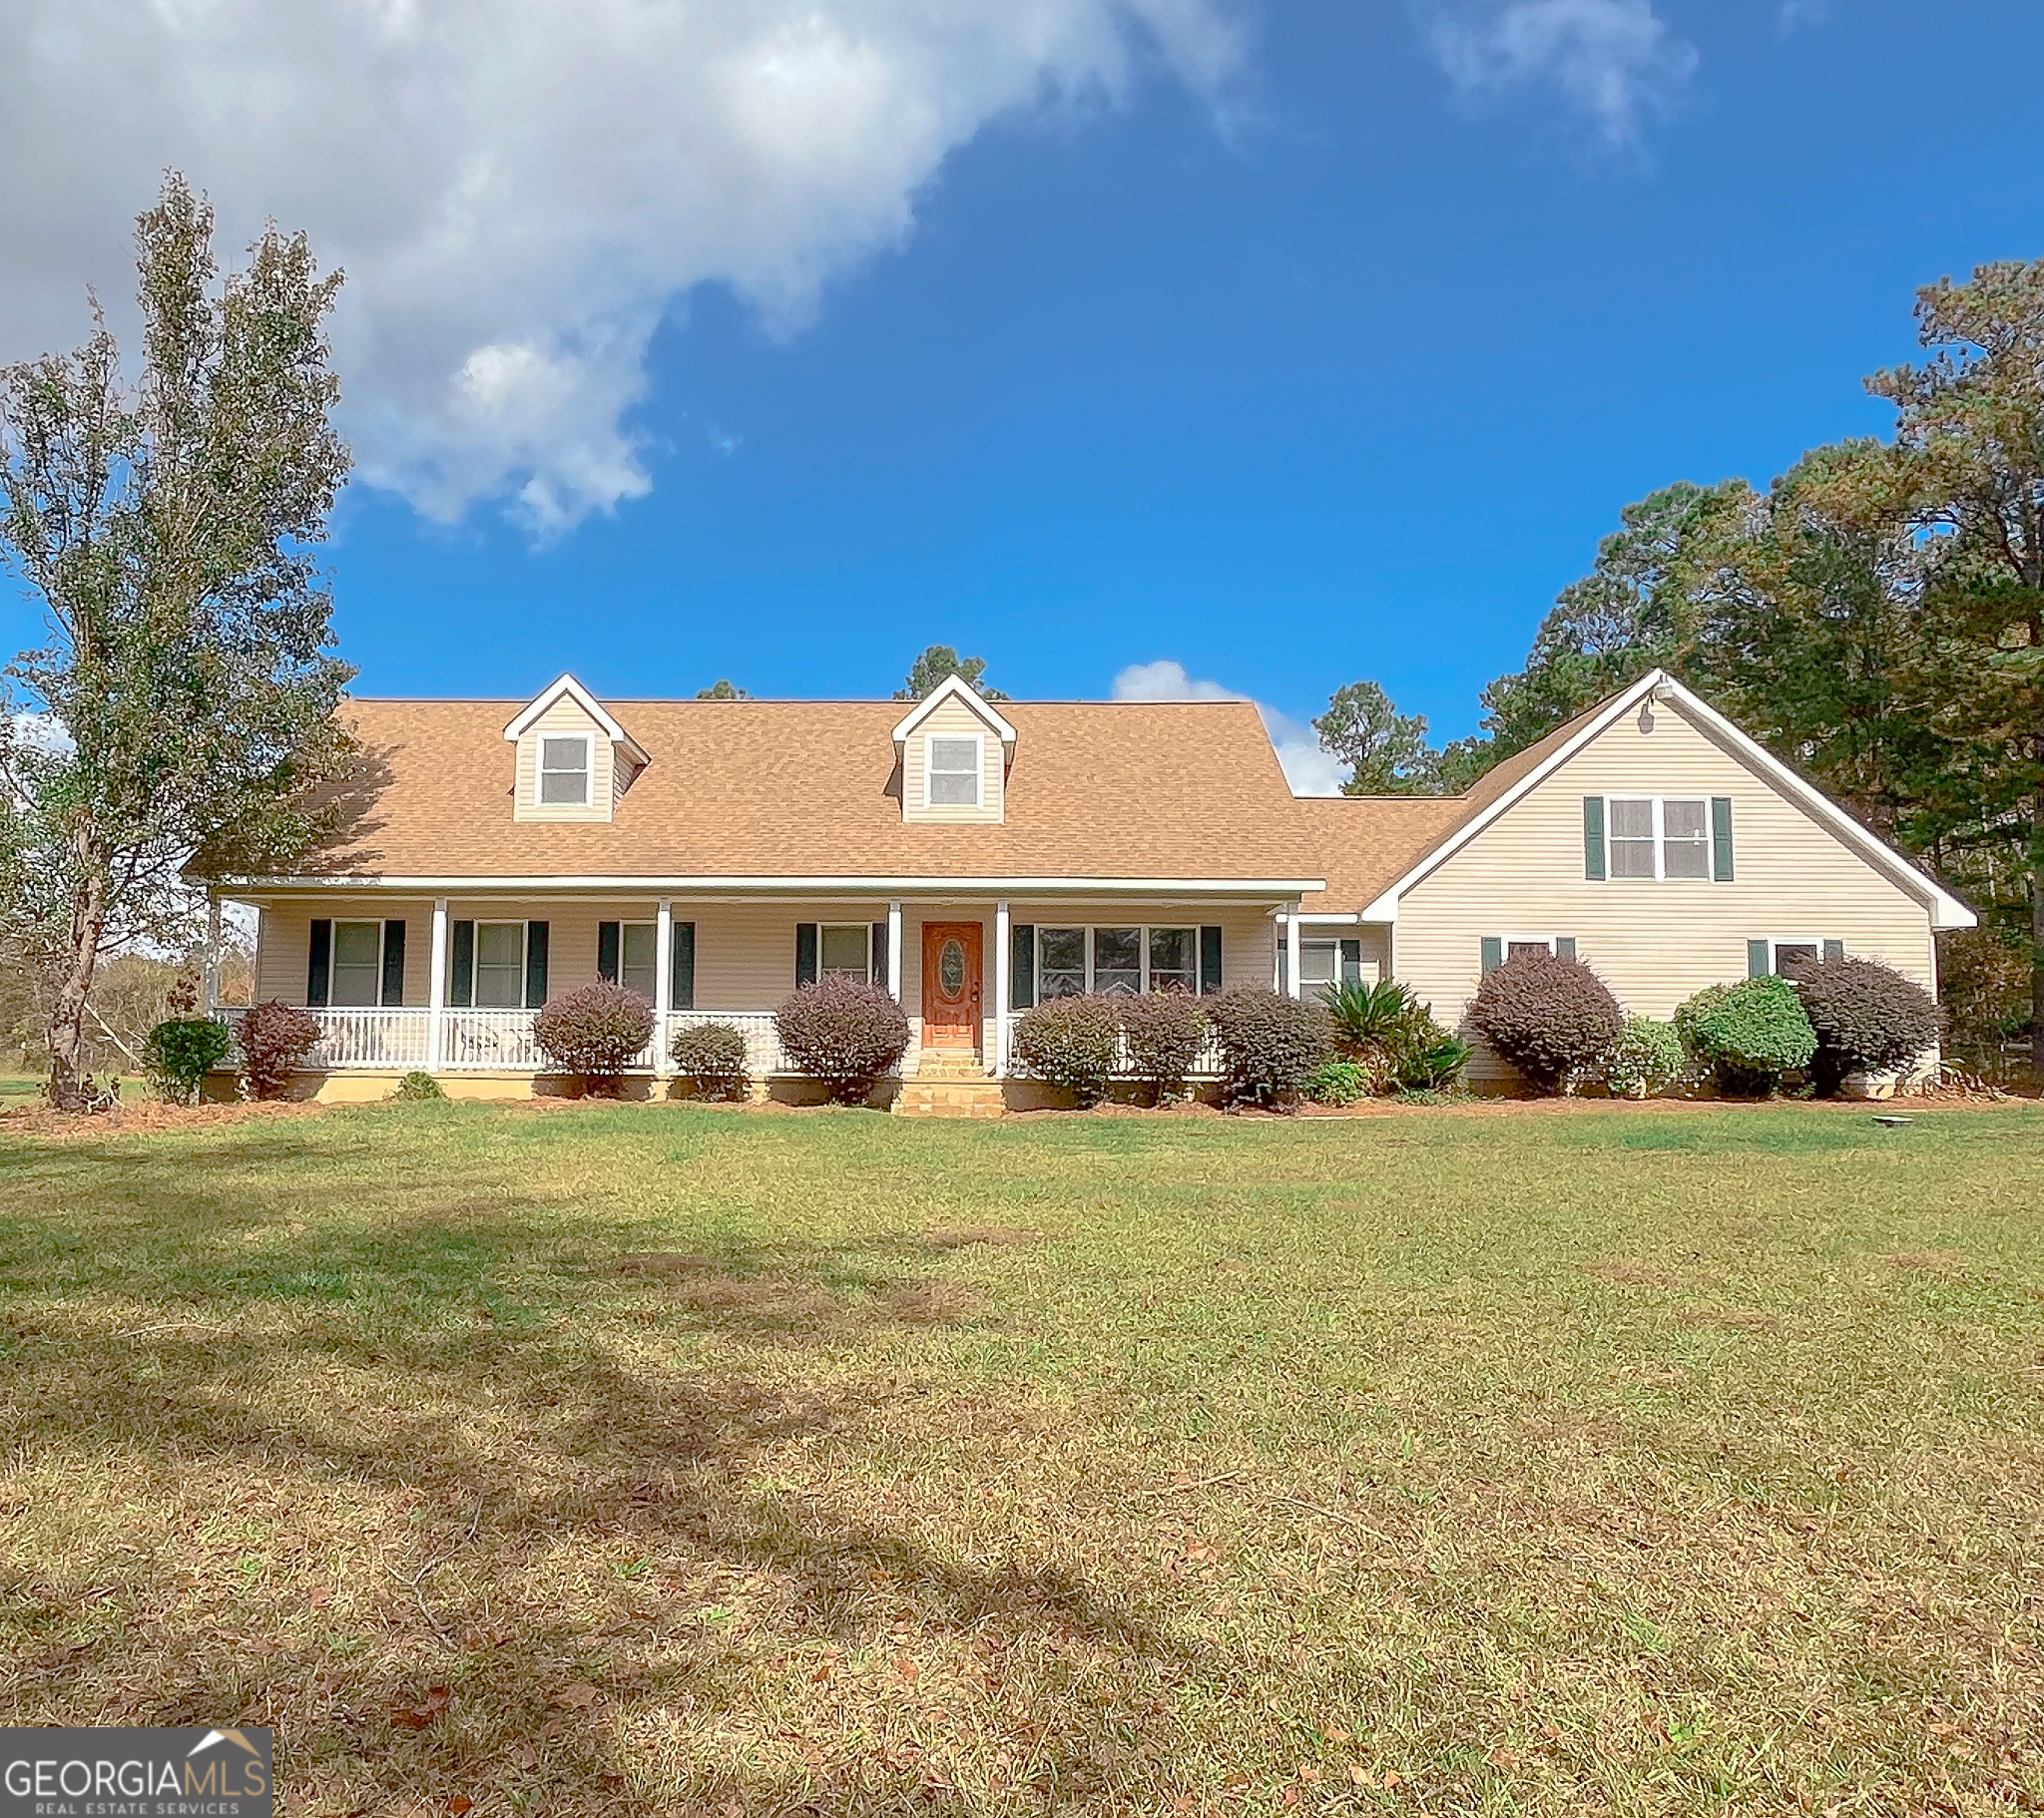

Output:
xmin=2033 ymin=793 xmax=2044 ymax=1080
xmin=45 ymin=865 xmax=108 ymax=1112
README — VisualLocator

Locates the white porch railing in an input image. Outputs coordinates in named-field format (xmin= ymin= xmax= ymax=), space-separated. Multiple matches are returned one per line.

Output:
xmin=992 ymin=1013 xmax=1225 ymax=1080
xmin=666 ymin=1009 xmax=789 ymax=1079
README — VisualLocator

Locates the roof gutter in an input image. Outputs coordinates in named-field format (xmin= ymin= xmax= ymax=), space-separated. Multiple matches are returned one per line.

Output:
xmin=210 ymin=873 xmax=1328 ymax=897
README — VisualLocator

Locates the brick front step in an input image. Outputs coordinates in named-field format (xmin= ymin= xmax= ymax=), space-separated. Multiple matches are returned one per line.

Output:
xmin=891 ymin=1080 xmax=1007 ymax=1119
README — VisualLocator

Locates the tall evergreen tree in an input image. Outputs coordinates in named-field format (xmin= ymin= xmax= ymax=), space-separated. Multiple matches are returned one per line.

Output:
xmin=894 ymin=645 xmax=1005 ymax=700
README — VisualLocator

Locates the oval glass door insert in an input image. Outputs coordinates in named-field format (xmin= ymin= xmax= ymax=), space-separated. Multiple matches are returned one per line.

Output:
xmin=939 ymin=939 xmax=966 ymax=996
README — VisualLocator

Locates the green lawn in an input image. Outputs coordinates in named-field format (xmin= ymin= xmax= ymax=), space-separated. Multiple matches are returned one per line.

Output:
xmin=1 ymin=1101 xmax=2040 ymax=1815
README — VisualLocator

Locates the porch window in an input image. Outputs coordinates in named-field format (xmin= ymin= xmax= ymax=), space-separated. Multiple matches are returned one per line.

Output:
xmin=1092 ymin=927 xmax=1143 ymax=996
xmin=474 ymin=922 xmax=527 ymax=1007
xmin=330 ymin=920 xmax=383 ymax=1007
xmin=1148 ymin=926 xmax=1198 ymax=994
xmin=1298 ymin=940 xmax=1340 ymax=993
xmin=926 ymin=735 xmax=981 ymax=807
xmin=1039 ymin=928 xmax=1086 ymax=1000
xmin=621 ymin=922 xmax=657 ymax=1000
xmin=819 ymin=923 xmax=871 ymax=981
xmin=539 ymin=734 xmax=592 ymax=806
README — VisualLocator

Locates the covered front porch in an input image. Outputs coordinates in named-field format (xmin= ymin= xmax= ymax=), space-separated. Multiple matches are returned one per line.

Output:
xmin=213 ymin=884 xmax=1295 ymax=1097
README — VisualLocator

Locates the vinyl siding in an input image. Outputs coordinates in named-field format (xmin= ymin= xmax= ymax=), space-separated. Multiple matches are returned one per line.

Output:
xmin=256 ymin=897 xmax=435 ymax=1006
xmin=512 ymin=695 xmax=616 ymax=823
xmin=1391 ymin=696 xmax=1938 ymax=1078
xmin=900 ymin=696 xmax=1005 ymax=823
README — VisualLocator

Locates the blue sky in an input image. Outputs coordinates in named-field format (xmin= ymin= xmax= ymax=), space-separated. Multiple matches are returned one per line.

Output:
xmin=5 ymin=0 xmax=2042 ymax=787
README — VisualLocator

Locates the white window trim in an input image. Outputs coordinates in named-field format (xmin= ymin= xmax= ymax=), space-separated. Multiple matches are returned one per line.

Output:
xmin=1603 ymin=794 xmax=1712 ymax=882
xmin=618 ymin=920 xmax=658 ymax=997
xmin=1499 ymin=933 xmax=1562 ymax=957
xmin=819 ymin=921 xmax=875 ymax=983
xmin=1036 ymin=924 xmax=1201 ymax=996
xmin=330 ymin=918 xmax=387 ymax=1008
xmin=924 ymin=731 xmax=985 ymax=809
xmin=472 ymin=919 xmax=529 ymax=1008
xmin=537 ymin=731 xmax=594 ymax=808
xmin=1761 ymin=935 xmax=1826 ymax=975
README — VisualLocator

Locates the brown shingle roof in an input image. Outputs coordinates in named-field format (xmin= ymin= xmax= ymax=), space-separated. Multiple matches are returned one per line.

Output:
xmin=303 ymin=696 xmax=1325 ymax=884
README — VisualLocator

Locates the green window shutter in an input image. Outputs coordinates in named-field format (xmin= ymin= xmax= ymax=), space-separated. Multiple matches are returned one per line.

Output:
xmin=1011 ymin=924 xmax=1036 ymax=1009
xmin=1339 ymin=938 xmax=1362 ymax=983
xmin=306 ymin=919 xmax=332 ymax=1007
xmin=450 ymin=921 xmax=475 ymax=1007
xmin=597 ymin=921 xmax=621 ymax=983
xmin=871 ymin=922 xmax=890 ymax=990
xmin=794 ymin=923 xmax=818 ymax=987
xmin=1480 ymin=936 xmax=1503 ymax=976
xmin=1821 ymin=938 xmax=1844 ymax=962
xmin=1583 ymin=796 xmax=1607 ymax=881
xmin=671 ymin=922 xmax=696 ymax=1011
xmin=525 ymin=921 xmax=550 ymax=1008
xmin=1554 ymin=936 xmax=1577 ymax=961
xmin=1199 ymin=926 xmax=1223 ymax=996
xmin=1748 ymin=939 xmax=1772 ymax=979
xmin=1711 ymin=796 xmax=1735 ymax=882
xmin=381 ymin=919 xmax=406 ymax=1007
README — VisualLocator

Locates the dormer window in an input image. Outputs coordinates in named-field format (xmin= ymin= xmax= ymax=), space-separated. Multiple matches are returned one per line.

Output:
xmin=539 ymin=734 xmax=592 ymax=806
xmin=927 ymin=735 xmax=982 ymax=807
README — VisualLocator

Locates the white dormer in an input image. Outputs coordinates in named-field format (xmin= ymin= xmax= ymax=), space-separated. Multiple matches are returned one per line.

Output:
xmin=503 ymin=674 xmax=648 ymax=823
xmin=891 ymin=675 xmax=1016 ymax=825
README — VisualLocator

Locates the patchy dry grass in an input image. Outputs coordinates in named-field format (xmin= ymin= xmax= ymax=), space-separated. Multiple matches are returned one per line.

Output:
xmin=1 ymin=1101 xmax=2041 ymax=1815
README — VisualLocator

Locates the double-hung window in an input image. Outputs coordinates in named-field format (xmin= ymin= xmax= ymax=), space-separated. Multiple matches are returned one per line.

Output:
xmin=1608 ymin=796 xmax=1712 ymax=880
xmin=926 ymin=736 xmax=981 ymax=807
xmin=1298 ymin=941 xmax=1341 ymax=992
xmin=819 ymin=924 xmax=872 ymax=981
xmin=539 ymin=734 xmax=592 ymax=806
xmin=1091 ymin=928 xmax=1143 ymax=996
xmin=1038 ymin=928 xmax=1087 ymax=1000
xmin=330 ymin=920 xmax=384 ymax=1007
xmin=474 ymin=922 xmax=528 ymax=1008
xmin=620 ymin=922 xmax=658 ymax=1000
xmin=1148 ymin=927 xmax=1199 ymax=994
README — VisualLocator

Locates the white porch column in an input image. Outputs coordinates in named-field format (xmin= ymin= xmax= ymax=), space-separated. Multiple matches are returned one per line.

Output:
xmin=203 ymin=892 xmax=223 ymax=1013
xmin=993 ymin=899 xmax=1011 ymax=1077
xmin=426 ymin=897 xmax=449 ymax=1072
xmin=654 ymin=897 xmax=675 ymax=1075
xmin=1285 ymin=903 xmax=1303 ymax=1001
xmin=886 ymin=900 xmax=903 ymax=1000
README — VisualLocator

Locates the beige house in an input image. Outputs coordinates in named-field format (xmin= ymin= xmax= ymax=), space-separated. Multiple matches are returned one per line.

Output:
xmin=202 ymin=668 xmax=1972 ymax=1103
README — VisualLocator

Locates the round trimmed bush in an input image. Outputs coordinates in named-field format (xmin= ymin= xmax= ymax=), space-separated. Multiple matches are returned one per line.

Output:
xmin=1604 ymin=1015 xmax=1687 ymax=1099
xmin=390 ymin=1070 xmax=446 ymax=1102
xmin=1787 ymin=955 xmax=1941 ymax=1096
xmin=1465 ymin=952 xmax=1624 ymax=1095
xmin=669 ymin=1020 xmax=751 ymax=1100
xmin=1206 ymin=987 xmax=1329 ymax=1109
xmin=533 ymin=982 xmax=656 ymax=1094
xmin=1013 ymin=994 xmax=1122 ymax=1107
xmin=1683 ymin=976 xmax=1815 ymax=1097
xmin=774 ymin=977 xmax=910 ymax=1104
xmin=237 ymin=1000 xmax=320 ymax=1101
xmin=1117 ymin=991 xmax=1209 ymax=1105
xmin=143 ymin=1016 xmax=232 ymax=1105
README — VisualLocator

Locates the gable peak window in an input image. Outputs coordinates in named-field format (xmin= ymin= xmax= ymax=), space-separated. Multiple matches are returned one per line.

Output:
xmin=926 ymin=735 xmax=981 ymax=807
xmin=539 ymin=734 xmax=592 ymax=806
xmin=1604 ymin=795 xmax=1714 ymax=881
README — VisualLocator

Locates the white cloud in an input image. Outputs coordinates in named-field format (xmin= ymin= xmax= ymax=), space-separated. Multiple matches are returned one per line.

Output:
xmin=1777 ymin=0 xmax=1827 ymax=29
xmin=1420 ymin=0 xmax=1698 ymax=148
xmin=1110 ymin=659 xmax=1347 ymax=795
xmin=0 ymin=0 xmax=1246 ymax=540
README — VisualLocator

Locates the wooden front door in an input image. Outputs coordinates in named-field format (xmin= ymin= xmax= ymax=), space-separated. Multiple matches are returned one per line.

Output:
xmin=920 ymin=922 xmax=984 ymax=1050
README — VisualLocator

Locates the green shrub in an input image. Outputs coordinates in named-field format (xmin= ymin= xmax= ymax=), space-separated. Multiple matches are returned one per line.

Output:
xmin=1321 ymin=979 xmax=1413 ymax=1090
xmin=533 ymin=983 xmax=656 ymax=1094
xmin=1787 ymin=955 xmax=1942 ymax=1096
xmin=1604 ymin=1015 xmax=1688 ymax=1099
xmin=669 ymin=1020 xmax=751 ymax=1099
xmin=1304 ymin=1060 xmax=1371 ymax=1107
xmin=1466 ymin=952 xmax=1625 ymax=1095
xmin=1117 ymin=991 xmax=1209 ymax=1105
xmin=1684 ymin=976 xmax=1816 ymax=1097
xmin=1393 ymin=1023 xmax=1472 ymax=1092
xmin=1207 ymin=987 xmax=1329 ymax=1110
xmin=236 ymin=1000 xmax=320 ymax=1101
xmin=1013 ymin=994 xmax=1122 ymax=1107
xmin=1673 ymin=982 xmax=1733 ymax=1061
xmin=390 ymin=1070 xmax=445 ymax=1101
xmin=774 ymin=977 xmax=911 ymax=1104
xmin=143 ymin=1017 xmax=231 ymax=1105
